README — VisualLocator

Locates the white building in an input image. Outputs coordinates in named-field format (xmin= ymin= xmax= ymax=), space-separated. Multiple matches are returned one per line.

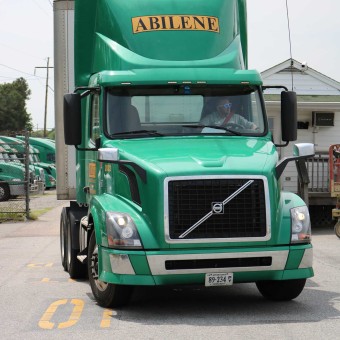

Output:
xmin=261 ymin=59 xmax=340 ymax=225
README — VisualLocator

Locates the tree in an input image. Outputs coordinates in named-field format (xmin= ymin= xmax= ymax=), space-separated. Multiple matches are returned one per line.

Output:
xmin=30 ymin=128 xmax=55 ymax=140
xmin=0 ymin=78 xmax=33 ymax=133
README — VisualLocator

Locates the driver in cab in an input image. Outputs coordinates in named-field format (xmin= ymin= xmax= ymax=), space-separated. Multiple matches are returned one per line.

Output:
xmin=200 ymin=97 xmax=257 ymax=130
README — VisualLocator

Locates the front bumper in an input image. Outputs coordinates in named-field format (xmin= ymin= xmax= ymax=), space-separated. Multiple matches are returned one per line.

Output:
xmin=45 ymin=179 xmax=56 ymax=188
xmin=99 ymin=245 xmax=313 ymax=286
xmin=29 ymin=181 xmax=39 ymax=193
xmin=9 ymin=183 xmax=25 ymax=196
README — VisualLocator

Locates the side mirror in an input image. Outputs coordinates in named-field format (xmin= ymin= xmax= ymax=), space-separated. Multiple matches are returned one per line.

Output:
xmin=98 ymin=148 xmax=119 ymax=162
xmin=98 ymin=148 xmax=147 ymax=183
xmin=281 ymin=91 xmax=297 ymax=142
xmin=293 ymin=143 xmax=315 ymax=158
xmin=64 ymin=93 xmax=82 ymax=145
xmin=275 ymin=142 xmax=315 ymax=179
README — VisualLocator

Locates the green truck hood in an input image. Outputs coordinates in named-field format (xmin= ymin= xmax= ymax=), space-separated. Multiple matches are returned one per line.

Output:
xmin=101 ymin=136 xmax=280 ymax=249
xmin=105 ymin=136 xmax=277 ymax=177
xmin=0 ymin=162 xmax=24 ymax=180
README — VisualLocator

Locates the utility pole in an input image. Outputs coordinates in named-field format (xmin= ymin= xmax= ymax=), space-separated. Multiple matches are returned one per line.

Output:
xmin=35 ymin=57 xmax=54 ymax=137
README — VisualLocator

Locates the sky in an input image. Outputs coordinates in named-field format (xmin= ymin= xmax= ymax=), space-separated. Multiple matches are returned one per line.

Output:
xmin=0 ymin=0 xmax=339 ymax=131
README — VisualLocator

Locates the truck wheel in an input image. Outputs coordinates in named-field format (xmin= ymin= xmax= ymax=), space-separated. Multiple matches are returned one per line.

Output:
xmin=335 ymin=221 xmax=340 ymax=239
xmin=60 ymin=208 xmax=68 ymax=271
xmin=66 ymin=212 xmax=87 ymax=279
xmin=0 ymin=183 xmax=10 ymax=202
xmin=256 ymin=279 xmax=306 ymax=301
xmin=88 ymin=232 xmax=133 ymax=308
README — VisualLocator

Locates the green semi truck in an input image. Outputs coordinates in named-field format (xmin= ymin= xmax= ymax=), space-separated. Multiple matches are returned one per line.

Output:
xmin=0 ymin=146 xmax=26 ymax=201
xmin=31 ymin=147 xmax=56 ymax=189
xmin=54 ymin=0 xmax=315 ymax=307
xmin=0 ymin=136 xmax=56 ymax=190
xmin=0 ymin=140 xmax=37 ymax=201
xmin=16 ymin=136 xmax=56 ymax=165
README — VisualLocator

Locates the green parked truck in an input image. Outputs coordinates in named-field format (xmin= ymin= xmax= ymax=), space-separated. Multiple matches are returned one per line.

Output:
xmin=16 ymin=136 xmax=56 ymax=165
xmin=0 ymin=142 xmax=37 ymax=201
xmin=0 ymin=136 xmax=56 ymax=190
xmin=31 ymin=147 xmax=56 ymax=189
xmin=0 ymin=146 xmax=26 ymax=201
xmin=54 ymin=0 xmax=315 ymax=307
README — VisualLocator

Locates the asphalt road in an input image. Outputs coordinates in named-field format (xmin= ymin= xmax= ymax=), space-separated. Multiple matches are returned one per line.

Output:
xmin=0 ymin=198 xmax=339 ymax=340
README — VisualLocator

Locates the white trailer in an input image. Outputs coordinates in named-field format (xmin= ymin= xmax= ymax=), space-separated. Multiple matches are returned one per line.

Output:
xmin=53 ymin=0 xmax=76 ymax=200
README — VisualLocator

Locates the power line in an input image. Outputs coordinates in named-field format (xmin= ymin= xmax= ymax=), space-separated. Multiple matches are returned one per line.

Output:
xmin=285 ymin=0 xmax=294 ymax=91
xmin=0 ymin=42 xmax=49 ymax=62
xmin=0 ymin=63 xmax=45 ymax=79
xmin=30 ymin=0 xmax=52 ymax=16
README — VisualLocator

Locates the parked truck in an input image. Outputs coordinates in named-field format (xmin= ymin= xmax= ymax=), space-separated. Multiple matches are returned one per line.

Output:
xmin=0 ymin=146 xmax=26 ymax=201
xmin=16 ymin=136 xmax=56 ymax=165
xmin=0 ymin=136 xmax=57 ymax=190
xmin=54 ymin=0 xmax=315 ymax=307
xmin=31 ymin=147 xmax=57 ymax=189
xmin=0 ymin=140 xmax=37 ymax=201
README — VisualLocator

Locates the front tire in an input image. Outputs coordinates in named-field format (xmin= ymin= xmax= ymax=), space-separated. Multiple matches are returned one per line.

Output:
xmin=256 ymin=279 xmax=306 ymax=301
xmin=0 ymin=182 xmax=10 ymax=202
xmin=66 ymin=211 xmax=87 ymax=279
xmin=88 ymin=232 xmax=133 ymax=308
xmin=60 ymin=208 xmax=68 ymax=271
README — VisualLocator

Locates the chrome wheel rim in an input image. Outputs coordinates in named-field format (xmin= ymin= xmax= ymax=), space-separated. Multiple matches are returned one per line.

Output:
xmin=90 ymin=244 xmax=108 ymax=291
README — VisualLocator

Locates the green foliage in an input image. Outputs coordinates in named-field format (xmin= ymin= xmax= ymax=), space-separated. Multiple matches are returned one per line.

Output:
xmin=0 ymin=78 xmax=33 ymax=132
xmin=30 ymin=128 xmax=55 ymax=140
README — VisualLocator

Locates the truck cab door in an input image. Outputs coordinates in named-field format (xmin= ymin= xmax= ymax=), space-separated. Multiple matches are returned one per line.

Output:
xmin=84 ymin=93 xmax=101 ymax=203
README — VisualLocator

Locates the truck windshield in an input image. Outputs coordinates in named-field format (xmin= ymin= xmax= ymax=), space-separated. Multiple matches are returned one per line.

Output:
xmin=47 ymin=153 xmax=55 ymax=162
xmin=106 ymin=85 xmax=266 ymax=138
xmin=10 ymin=154 xmax=20 ymax=162
xmin=2 ymin=153 xmax=10 ymax=162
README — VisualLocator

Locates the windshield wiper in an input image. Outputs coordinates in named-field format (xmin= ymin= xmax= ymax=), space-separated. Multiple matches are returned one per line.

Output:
xmin=112 ymin=130 xmax=164 ymax=136
xmin=182 ymin=124 xmax=242 ymax=136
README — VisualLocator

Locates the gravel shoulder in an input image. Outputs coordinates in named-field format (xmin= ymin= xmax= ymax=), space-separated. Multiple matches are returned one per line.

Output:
xmin=29 ymin=189 xmax=67 ymax=211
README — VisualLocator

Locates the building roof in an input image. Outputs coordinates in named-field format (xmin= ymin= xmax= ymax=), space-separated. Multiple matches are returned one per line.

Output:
xmin=261 ymin=59 xmax=340 ymax=96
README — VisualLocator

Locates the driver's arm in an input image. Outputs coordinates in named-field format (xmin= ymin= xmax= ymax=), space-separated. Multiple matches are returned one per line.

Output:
xmin=234 ymin=114 xmax=257 ymax=130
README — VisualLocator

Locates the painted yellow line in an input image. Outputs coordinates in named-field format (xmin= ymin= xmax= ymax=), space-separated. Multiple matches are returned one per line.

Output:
xmin=27 ymin=263 xmax=54 ymax=268
xmin=40 ymin=278 xmax=59 ymax=283
xmin=38 ymin=299 xmax=84 ymax=330
xmin=100 ymin=309 xmax=113 ymax=328
xmin=39 ymin=299 xmax=67 ymax=330
xmin=58 ymin=299 xmax=84 ymax=329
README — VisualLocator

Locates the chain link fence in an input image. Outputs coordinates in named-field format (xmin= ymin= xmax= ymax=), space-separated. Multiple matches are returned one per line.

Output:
xmin=0 ymin=131 xmax=43 ymax=222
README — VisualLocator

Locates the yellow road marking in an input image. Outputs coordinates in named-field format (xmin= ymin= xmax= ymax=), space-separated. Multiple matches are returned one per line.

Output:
xmin=100 ymin=309 xmax=113 ymax=328
xmin=38 ymin=299 xmax=84 ymax=329
xmin=27 ymin=263 xmax=53 ymax=268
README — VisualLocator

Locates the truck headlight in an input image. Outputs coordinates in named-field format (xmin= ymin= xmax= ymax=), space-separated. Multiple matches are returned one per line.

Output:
xmin=106 ymin=212 xmax=142 ymax=249
xmin=290 ymin=206 xmax=311 ymax=243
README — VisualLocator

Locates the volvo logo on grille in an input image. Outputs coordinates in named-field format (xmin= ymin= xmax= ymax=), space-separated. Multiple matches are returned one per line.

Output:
xmin=212 ymin=202 xmax=224 ymax=214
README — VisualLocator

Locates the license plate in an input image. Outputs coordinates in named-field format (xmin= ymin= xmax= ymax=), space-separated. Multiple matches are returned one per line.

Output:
xmin=205 ymin=273 xmax=233 ymax=286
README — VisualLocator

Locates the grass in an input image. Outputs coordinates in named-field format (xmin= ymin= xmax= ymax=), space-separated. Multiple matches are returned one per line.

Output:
xmin=0 ymin=212 xmax=26 ymax=222
xmin=29 ymin=208 xmax=52 ymax=220
xmin=0 ymin=207 xmax=53 ymax=222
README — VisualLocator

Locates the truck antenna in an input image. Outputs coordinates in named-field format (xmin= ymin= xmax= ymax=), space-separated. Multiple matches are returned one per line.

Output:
xmin=285 ymin=0 xmax=294 ymax=91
